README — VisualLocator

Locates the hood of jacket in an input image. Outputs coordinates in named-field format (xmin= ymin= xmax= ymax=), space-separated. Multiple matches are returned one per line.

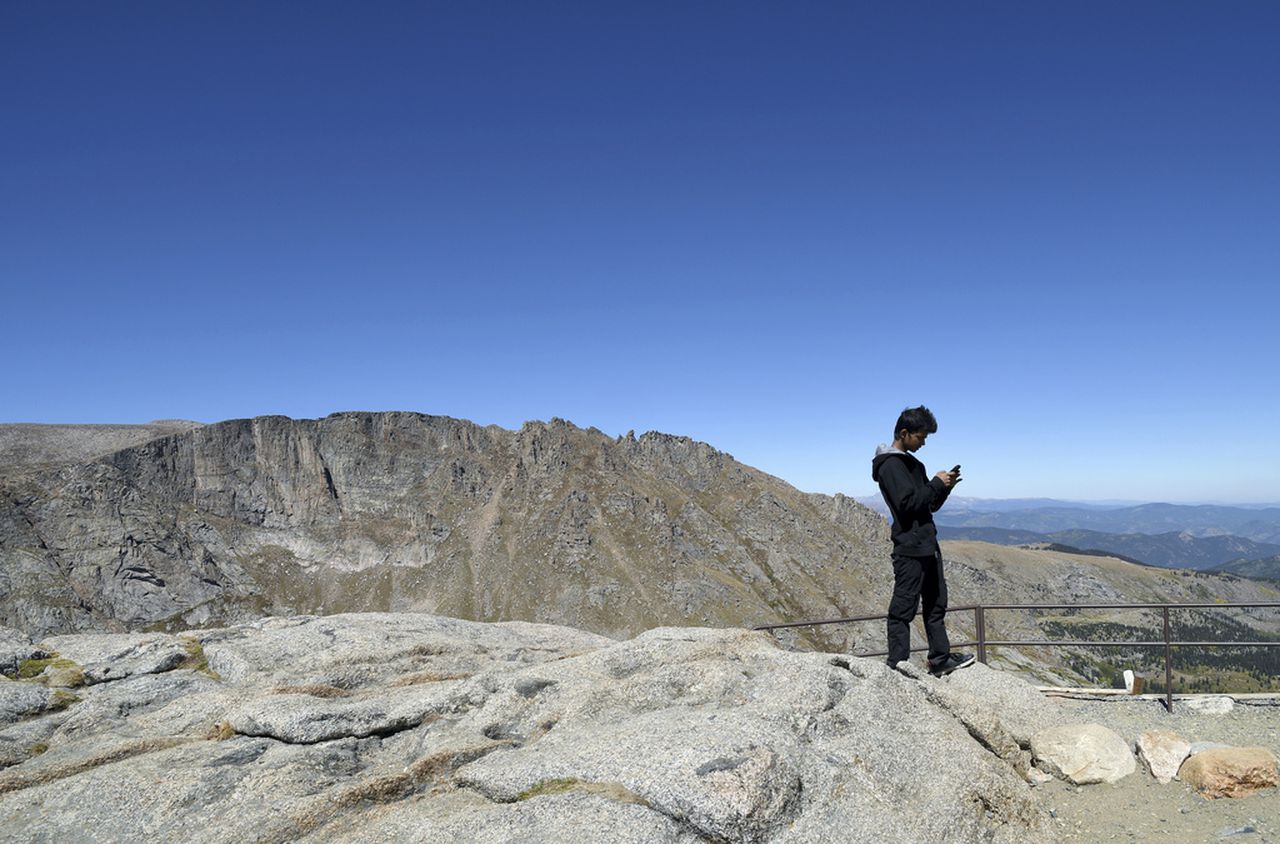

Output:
xmin=871 ymin=443 xmax=918 ymax=482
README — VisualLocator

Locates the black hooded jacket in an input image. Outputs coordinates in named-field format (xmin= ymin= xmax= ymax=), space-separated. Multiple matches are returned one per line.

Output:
xmin=871 ymin=445 xmax=953 ymax=557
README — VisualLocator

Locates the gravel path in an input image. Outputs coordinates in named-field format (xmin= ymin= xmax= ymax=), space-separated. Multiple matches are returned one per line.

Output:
xmin=1029 ymin=698 xmax=1280 ymax=842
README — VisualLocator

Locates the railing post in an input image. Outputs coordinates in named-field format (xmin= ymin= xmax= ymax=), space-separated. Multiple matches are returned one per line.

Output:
xmin=975 ymin=605 xmax=987 ymax=664
xmin=1162 ymin=606 xmax=1173 ymax=713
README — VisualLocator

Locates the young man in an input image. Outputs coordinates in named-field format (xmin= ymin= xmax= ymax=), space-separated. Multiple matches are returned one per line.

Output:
xmin=871 ymin=406 xmax=975 ymax=676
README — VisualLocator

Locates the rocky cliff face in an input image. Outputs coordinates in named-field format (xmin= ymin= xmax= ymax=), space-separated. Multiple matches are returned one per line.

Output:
xmin=0 ymin=413 xmax=891 ymax=641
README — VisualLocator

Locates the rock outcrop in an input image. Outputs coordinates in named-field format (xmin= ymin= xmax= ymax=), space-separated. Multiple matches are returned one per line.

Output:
xmin=0 ymin=612 xmax=1058 ymax=843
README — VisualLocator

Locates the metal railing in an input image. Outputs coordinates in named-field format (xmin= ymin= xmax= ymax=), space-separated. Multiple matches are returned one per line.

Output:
xmin=754 ymin=601 xmax=1280 ymax=712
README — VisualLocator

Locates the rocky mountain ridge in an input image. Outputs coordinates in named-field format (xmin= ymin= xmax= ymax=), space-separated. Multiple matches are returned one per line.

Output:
xmin=0 ymin=412 xmax=889 ymax=642
xmin=0 ymin=421 xmax=204 ymax=471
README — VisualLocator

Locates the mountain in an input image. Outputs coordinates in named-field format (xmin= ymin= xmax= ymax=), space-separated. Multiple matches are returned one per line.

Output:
xmin=934 ymin=502 xmax=1280 ymax=544
xmin=3 ymin=412 xmax=1276 ymax=689
xmin=936 ymin=539 xmax=1277 ymax=614
xmin=934 ymin=526 xmax=1063 ymax=547
xmin=937 ymin=526 xmax=1280 ymax=570
xmin=1214 ymin=555 xmax=1280 ymax=581
xmin=0 ymin=413 xmax=891 ymax=643
xmin=943 ymin=497 xmax=1143 ymax=513
xmin=856 ymin=496 xmax=1144 ymax=517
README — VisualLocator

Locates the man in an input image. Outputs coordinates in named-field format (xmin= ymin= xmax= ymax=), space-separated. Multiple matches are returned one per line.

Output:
xmin=871 ymin=406 xmax=974 ymax=676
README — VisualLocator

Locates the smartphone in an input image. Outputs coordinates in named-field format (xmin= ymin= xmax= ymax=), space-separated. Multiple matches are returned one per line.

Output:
xmin=950 ymin=464 xmax=962 ymax=474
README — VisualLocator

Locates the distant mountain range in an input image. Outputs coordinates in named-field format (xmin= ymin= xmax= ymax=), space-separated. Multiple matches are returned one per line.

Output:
xmin=936 ymin=526 xmax=1280 ymax=570
xmin=935 ymin=501 xmax=1280 ymax=544
xmin=857 ymin=495 xmax=1280 ymax=571
xmin=942 ymin=497 xmax=1149 ymax=512
xmin=856 ymin=496 xmax=1146 ymax=515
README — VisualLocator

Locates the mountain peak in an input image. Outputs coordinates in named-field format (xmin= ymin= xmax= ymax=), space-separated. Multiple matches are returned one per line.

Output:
xmin=0 ymin=412 xmax=882 ymax=641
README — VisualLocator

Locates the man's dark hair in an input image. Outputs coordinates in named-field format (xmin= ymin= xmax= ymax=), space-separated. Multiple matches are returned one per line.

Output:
xmin=895 ymin=405 xmax=938 ymax=438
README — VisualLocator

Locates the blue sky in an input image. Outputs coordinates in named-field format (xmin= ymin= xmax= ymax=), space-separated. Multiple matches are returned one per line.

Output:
xmin=3 ymin=2 xmax=1277 ymax=503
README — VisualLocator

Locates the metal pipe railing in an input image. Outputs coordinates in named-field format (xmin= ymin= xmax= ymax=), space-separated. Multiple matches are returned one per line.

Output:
xmin=754 ymin=601 xmax=1280 ymax=712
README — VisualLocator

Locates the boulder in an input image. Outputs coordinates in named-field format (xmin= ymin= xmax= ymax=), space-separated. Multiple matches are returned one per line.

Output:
xmin=1030 ymin=723 xmax=1136 ymax=784
xmin=1137 ymin=729 xmax=1190 ymax=784
xmin=1182 ymin=695 xmax=1234 ymax=715
xmin=1177 ymin=747 xmax=1279 ymax=799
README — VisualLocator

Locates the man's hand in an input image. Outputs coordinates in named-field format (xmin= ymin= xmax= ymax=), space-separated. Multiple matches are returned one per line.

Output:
xmin=935 ymin=470 xmax=959 ymax=488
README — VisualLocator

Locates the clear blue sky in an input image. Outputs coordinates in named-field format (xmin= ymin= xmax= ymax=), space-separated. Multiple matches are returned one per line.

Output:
xmin=4 ymin=2 xmax=1277 ymax=503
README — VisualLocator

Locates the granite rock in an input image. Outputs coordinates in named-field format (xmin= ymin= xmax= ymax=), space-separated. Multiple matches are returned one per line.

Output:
xmin=37 ymin=633 xmax=190 ymax=685
xmin=1178 ymin=747 xmax=1279 ymax=799
xmin=1137 ymin=729 xmax=1191 ymax=784
xmin=0 ymin=613 xmax=1055 ymax=844
xmin=0 ymin=680 xmax=60 ymax=727
xmin=1031 ymin=723 xmax=1136 ymax=785
xmin=0 ymin=629 xmax=43 ymax=678
xmin=1182 ymin=695 xmax=1235 ymax=715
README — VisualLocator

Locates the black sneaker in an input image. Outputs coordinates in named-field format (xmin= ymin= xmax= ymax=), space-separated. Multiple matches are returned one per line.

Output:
xmin=928 ymin=653 xmax=976 ymax=676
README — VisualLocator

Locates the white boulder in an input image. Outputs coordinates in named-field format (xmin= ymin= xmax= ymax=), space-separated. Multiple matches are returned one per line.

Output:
xmin=1136 ymin=729 xmax=1190 ymax=784
xmin=1030 ymin=723 xmax=1136 ymax=784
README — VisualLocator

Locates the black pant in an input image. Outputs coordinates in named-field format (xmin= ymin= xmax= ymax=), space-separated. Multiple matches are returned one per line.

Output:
xmin=886 ymin=552 xmax=950 ymax=665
